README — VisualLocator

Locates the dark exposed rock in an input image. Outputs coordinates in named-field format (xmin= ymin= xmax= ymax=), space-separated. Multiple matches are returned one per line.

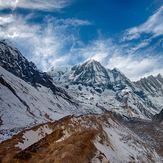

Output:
xmin=135 ymin=74 xmax=163 ymax=97
xmin=0 ymin=40 xmax=76 ymax=105
xmin=153 ymin=109 xmax=163 ymax=123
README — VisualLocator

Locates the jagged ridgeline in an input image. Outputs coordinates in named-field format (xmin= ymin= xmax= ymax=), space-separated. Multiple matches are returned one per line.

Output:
xmin=49 ymin=58 xmax=163 ymax=119
xmin=0 ymin=40 xmax=163 ymax=162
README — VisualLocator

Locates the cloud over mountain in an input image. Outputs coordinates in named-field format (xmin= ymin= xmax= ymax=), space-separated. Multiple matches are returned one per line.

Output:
xmin=0 ymin=1 xmax=162 ymax=80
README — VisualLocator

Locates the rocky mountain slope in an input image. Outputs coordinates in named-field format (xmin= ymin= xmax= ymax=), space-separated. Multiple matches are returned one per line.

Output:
xmin=136 ymin=74 xmax=163 ymax=97
xmin=49 ymin=59 xmax=163 ymax=119
xmin=135 ymin=74 xmax=163 ymax=110
xmin=0 ymin=41 xmax=94 ymax=141
xmin=0 ymin=41 xmax=163 ymax=163
xmin=0 ymin=40 xmax=75 ymax=101
xmin=0 ymin=66 xmax=75 ymax=130
xmin=0 ymin=112 xmax=162 ymax=163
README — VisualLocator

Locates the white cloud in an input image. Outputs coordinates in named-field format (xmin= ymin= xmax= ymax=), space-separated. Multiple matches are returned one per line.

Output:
xmin=56 ymin=18 xmax=91 ymax=26
xmin=0 ymin=15 xmax=14 ymax=25
xmin=0 ymin=15 xmax=39 ymax=38
xmin=104 ymin=6 xmax=163 ymax=80
xmin=70 ymin=39 xmax=113 ymax=63
xmin=124 ymin=6 xmax=163 ymax=41
xmin=0 ymin=13 xmax=91 ymax=71
xmin=0 ymin=4 xmax=162 ymax=81
xmin=0 ymin=0 xmax=70 ymax=11
xmin=106 ymin=54 xmax=163 ymax=81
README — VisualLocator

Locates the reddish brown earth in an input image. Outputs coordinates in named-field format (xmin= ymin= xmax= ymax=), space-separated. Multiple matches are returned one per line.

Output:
xmin=0 ymin=112 xmax=162 ymax=163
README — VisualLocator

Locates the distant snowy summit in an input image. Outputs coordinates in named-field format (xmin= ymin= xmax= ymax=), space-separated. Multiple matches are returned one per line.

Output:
xmin=49 ymin=58 xmax=163 ymax=119
xmin=49 ymin=59 xmax=134 ymax=91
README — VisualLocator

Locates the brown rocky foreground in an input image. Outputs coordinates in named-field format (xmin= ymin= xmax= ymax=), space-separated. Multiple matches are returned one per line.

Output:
xmin=0 ymin=112 xmax=162 ymax=163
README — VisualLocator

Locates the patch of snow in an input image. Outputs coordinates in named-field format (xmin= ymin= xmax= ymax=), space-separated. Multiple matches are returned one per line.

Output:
xmin=56 ymin=129 xmax=70 ymax=142
xmin=15 ymin=124 xmax=52 ymax=150
xmin=94 ymin=125 xmax=162 ymax=163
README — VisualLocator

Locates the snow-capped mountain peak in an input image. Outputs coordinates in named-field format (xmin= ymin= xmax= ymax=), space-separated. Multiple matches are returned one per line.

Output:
xmin=69 ymin=59 xmax=111 ymax=87
xmin=81 ymin=58 xmax=102 ymax=68
xmin=48 ymin=59 xmax=163 ymax=118
xmin=50 ymin=59 xmax=133 ymax=91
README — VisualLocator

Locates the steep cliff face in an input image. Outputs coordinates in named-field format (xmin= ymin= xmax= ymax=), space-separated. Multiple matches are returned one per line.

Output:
xmin=0 ymin=40 xmax=39 ymax=85
xmin=0 ymin=40 xmax=74 ymax=101
xmin=135 ymin=74 xmax=163 ymax=113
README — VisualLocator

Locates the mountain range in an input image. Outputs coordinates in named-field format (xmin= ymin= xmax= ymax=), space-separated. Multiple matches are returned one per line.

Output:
xmin=0 ymin=40 xmax=162 ymax=162
xmin=49 ymin=58 xmax=163 ymax=119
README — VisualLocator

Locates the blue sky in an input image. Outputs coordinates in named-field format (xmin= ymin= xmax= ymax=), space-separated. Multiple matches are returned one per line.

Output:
xmin=0 ymin=0 xmax=163 ymax=80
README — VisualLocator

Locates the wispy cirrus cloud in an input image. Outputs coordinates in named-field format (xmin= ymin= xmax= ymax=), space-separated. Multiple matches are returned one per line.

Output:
xmin=106 ymin=54 xmax=163 ymax=80
xmin=0 ymin=2 xmax=162 ymax=81
xmin=0 ymin=13 xmax=91 ymax=70
xmin=55 ymin=18 xmax=92 ymax=26
xmin=0 ymin=0 xmax=71 ymax=11
xmin=123 ymin=6 xmax=163 ymax=41
xmin=71 ymin=39 xmax=112 ymax=63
